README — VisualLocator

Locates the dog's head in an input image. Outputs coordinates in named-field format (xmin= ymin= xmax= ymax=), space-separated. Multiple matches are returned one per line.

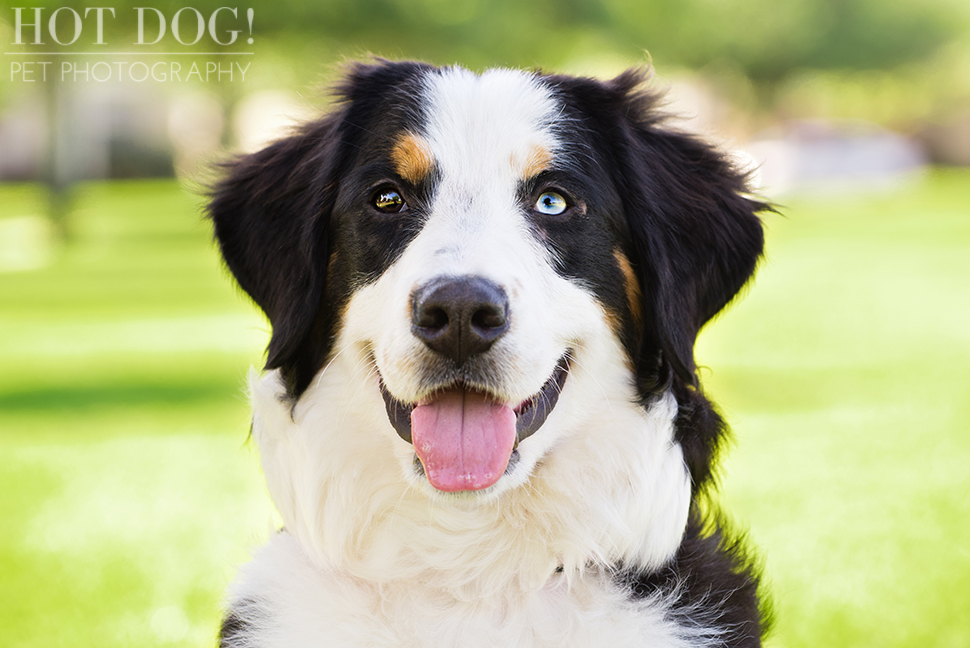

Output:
xmin=210 ymin=60 xmax=765 ymax=497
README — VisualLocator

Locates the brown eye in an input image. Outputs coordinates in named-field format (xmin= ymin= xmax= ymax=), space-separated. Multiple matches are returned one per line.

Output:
xmin=373 ymin=188 xmax=406 ymax=213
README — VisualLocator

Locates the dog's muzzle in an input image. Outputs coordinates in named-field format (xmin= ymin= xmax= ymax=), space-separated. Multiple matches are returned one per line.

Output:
xmin=376 ymin=275 xmax=570 ymax=492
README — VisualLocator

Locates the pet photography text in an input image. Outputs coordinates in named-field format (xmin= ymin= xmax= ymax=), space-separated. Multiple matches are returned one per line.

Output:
xmin=6 ymin=6 xmax=254 ymax=83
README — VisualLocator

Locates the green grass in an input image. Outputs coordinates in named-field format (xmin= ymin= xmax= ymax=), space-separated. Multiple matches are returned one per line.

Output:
xmin=697 ymin=170 xmax=970 ymax=647
xmin=1 ymin=172 xmax=968 ymax=646
xmin=0 ymin=181 xmax=276 ymax=647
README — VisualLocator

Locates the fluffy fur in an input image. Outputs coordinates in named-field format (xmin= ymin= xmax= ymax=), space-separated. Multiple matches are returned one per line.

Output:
xmin=209 ymin=60 xmax=769 ymax=647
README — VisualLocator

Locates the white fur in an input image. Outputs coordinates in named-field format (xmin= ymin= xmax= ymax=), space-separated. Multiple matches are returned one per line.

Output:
xmin=228 ymin=532 xmax=723 ymax=648
xmin=225 ymin=67 xmax=697 ymax=646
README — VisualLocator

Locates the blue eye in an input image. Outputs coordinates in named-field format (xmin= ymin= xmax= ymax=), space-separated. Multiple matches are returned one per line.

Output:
xmin=535 ymin=191 xmax=568 ymax=216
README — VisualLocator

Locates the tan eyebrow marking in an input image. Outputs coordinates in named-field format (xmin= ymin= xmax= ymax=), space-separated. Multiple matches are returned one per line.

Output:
xmin=390 ymin=132 xmax=434 ymax=184
xmin=520 ymin=145 xmax=553 ymax=179
xmin=614 ymin=249 xmax=643 ymax=328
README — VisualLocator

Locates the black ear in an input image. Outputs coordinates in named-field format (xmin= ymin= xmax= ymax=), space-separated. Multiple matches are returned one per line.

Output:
xmin=209 ymin=60 xmax=436 ymax=397
xmin=208 ymin=111 xmax=346 ymax=393
xmin=609 ymin=70 xmax=767 ymax=387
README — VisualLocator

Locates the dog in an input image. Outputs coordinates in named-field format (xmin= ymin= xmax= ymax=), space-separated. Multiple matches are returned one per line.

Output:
xmin=209 ymin=59 xmax=769 ymax=647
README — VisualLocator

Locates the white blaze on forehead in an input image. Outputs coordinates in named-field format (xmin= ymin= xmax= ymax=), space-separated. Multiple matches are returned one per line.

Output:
xmin=420 ymin=67 xmax=560 ymax=186
xmin=410 ymin=66 xmax=563 ymax=282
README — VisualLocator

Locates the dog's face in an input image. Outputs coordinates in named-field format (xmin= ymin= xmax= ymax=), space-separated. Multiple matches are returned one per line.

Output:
xmin=210 ymin=61 xmax=764 ymax=501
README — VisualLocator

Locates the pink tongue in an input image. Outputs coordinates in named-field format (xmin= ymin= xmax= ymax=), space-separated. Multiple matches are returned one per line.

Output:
xmin=411 ymin=388 xmax=516 ymax=492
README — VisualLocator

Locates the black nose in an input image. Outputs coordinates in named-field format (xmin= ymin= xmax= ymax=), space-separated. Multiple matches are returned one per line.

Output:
xmin=411 ymin=276 xmax=510 ymax=365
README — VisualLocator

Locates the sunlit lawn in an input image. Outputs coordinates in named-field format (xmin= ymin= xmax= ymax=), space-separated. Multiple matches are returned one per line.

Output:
xmin=1 ymin=172 xmax=968 ymax=647
xmin=0 ymin=181 xmax=276 ymax=647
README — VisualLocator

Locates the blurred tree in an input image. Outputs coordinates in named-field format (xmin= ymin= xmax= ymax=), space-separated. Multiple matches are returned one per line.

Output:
xmin=2 ymin=0 xmax=964 ymax=78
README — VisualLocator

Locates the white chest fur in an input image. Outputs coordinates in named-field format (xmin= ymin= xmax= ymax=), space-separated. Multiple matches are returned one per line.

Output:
xmin=227 ymin=532 xmax=713 ymax=648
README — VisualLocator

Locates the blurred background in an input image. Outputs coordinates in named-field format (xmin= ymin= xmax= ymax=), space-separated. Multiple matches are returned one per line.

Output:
xmin=1 ymin=1 xmax=968 ymax=646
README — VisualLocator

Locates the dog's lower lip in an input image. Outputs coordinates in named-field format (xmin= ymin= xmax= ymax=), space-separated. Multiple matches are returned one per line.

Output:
xmin=379 ymin=354 xmax=571 ymax=448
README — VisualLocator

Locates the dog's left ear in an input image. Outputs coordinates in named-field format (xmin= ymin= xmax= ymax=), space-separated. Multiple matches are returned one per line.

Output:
xmin=607 ymin=70 xmax=767 ymax=387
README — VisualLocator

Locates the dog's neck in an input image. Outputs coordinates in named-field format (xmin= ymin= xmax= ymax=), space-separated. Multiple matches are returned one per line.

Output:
xmin=248 ymin=352 xmax=691 ymax=603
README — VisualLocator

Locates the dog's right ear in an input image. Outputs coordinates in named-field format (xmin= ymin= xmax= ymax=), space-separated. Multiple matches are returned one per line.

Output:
xmin=208 ymin=111 xmax=346 ymax=394
xmin=210 ymin=61 xmax=437 ymax=397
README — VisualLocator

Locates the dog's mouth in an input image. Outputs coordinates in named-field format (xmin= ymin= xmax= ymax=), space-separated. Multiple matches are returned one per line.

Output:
xmin=379 ymin=355 xmax=570 ymax=493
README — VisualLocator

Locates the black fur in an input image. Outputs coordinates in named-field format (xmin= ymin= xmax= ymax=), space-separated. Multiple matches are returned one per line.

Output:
xmin=209 ymin=60 xmax=770 ymax=646
xmin=619 ymin=511 xmax=770 ymax=647
xmin=622 ymin=377 xmax=771 ymax=641
xmin=218 ymin=612 xmax=247 ymax=648
xmin=219 ymin=600 xmax=262 ymax=648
